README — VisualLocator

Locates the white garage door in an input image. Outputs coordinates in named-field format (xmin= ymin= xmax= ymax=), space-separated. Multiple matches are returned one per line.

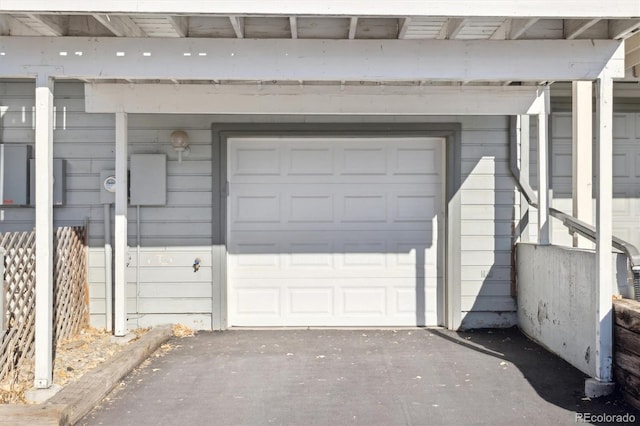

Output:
xmin=227 ymin=136 xmax=444 ymax=327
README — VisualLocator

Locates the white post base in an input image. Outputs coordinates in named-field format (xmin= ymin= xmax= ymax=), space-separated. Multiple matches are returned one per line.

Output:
xmin=584 ymin=378 xmax=615 ymax=398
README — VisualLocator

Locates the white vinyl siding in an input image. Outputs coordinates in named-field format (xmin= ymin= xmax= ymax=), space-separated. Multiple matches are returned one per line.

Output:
xmin=550 ymin=112 xmax=640 ymax=251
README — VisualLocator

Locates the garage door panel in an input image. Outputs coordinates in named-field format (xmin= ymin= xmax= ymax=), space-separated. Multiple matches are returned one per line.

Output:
xmin=228 ymin=136 xmax=443 ymax=327
xmin=289 ymin=243 xmax=334 ymax=268
xmin=287 ymin=287 xmax=334 ymax=315
xmin=289 ymin=195 xmax=334 ymax=222
xmin=230 ymin=186 xmax=439 ymax=231
xmin=393 ymin=147 xmax=439 ymax=176
xmin=234 ymin=288 xmax=281 ymax=316
xmin=395 ymin=195 xmax=435 ymax=222
xmin=234 ymin=194 xmax=281 ymax=223
xmin=289 ymin=147 xmax=334 ymax=175
xmin=232 ymin=146 xmax=281 ymax=176
xmin=341 ymin=147 xmax=388 ymax=175
xmin=341 ymin=287 xmax=387 ymax=316
xmin=342 ymin=194 xmax=387 ymax=222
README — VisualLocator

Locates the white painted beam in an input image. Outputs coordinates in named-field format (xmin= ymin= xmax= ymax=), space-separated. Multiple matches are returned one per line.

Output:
xmin=85 ymin=84 xmax=550 ymax=115
xmin=3 ymin=1 xmax=640 ymax=18
xmin=34 ymin=74 xmax=54 ymax=389
xmin=437 ymin=18 xmax=466 ymax=40
xmin=167 ymin=15 xmax=188 ymax=37
xmin=626 ymin=33 xmax=640 ymax=68
xmin=509 ymin=18 xmax=539 ymax=39
xmin=289 ymin=16 xmax=297 ymax=39
xmin=537 ymin=87 xmax=550 ymax=245
xmin=398 ymin=18 xmax=410 ymax=39
xmin=0 ymin=37 xmax=624 ymax=81
xmin=114 ymin=112 xmax=128 ymax=337
xmin=229 ymin=16 xmax=244 ymax=38
xmin=446 ymin=18 xmax=466 ymax=39
xmin=627 ymin=32 xmax=640 ymax=53
xmin=490 ymin=18 xmax=511 ymax=40
xmin=348 ymin=17 xmax=358 ymax=39
xmin=0 ymin=15 xmax=9 ymax=35
xmin=26 ymin=14 xmax=67 ymax=36
xmin=609 ymin=19 xmax=640 ymax=39
xmin=572 ymin=81 xmax=593 ymax=248
xmin=564 ymin=19 xmax=600 ymax=40
xmin=93 ymin=14 xmax=146 ymax=37
xmin=626 ymin=48 xmax=640 ymax=69
xmin=594 ymin=74 xmax=614 ymax=385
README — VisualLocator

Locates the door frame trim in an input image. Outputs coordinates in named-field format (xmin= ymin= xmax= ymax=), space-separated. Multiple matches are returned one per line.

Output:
xmin=212 ymin=123 xmax=462 ymax=330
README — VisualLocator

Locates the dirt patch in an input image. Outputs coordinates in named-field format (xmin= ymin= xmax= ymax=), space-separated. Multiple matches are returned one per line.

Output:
xmin=0 ymin=324 xmax=195 ymax=404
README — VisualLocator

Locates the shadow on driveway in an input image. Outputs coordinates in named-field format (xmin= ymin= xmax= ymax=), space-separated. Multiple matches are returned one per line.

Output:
xmin=81 ymin=328 xmax=637 ymax=426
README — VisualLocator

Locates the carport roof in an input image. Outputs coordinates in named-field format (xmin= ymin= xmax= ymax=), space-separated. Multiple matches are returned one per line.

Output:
xmin=0 ymin=0 xmax=639 ymax=84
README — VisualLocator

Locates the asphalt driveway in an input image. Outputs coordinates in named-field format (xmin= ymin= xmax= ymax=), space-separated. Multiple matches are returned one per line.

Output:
xmin=80 ymin=328 xmax=637 ymax=426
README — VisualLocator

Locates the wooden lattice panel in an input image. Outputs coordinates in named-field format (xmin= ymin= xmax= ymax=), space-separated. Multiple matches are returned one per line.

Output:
xmin=53 ymin=226 xmax=88 ymax=342
xmin=0 ymin=227 xmax=88 ymax=383
xmin=0 ymin=231 xmax=36 ymax=382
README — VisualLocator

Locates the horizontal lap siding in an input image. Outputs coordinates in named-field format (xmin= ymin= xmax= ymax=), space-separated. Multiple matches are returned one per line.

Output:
xmin=1 ymin=82 xmax=215 ymax=329
xmin=549 ymin=112 xmax=640 ymax=252
xmin=459 ymin=117 xmax=517 ymax=326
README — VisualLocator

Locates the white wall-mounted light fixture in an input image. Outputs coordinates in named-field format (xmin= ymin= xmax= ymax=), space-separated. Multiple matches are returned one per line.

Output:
xmin=170 ymin=130 xmax=190 ymax=163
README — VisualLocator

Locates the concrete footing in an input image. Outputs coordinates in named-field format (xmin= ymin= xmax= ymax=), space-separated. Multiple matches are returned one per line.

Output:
xmin=24 ymin=384 xmax=62 ymax=404
xmin=584 ymin=378 xmax=615 ymax=398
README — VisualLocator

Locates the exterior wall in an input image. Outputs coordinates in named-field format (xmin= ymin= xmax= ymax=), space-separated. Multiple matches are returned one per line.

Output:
xmin=457 ymin=116 xmax=517 ymax=328
xmin=550 ymin=111 xmax=640 ymax=254
xmin=1 ymin=81 xmax=518 ymax=329
xmin=0 ymin=82 xmax=215 ymax=329
xmin=517 ymin=243 xmax=628 ymax=377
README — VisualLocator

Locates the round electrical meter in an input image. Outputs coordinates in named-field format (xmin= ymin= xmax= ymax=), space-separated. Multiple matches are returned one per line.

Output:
xmin=103 ymin=175 xmax=117 ymax=193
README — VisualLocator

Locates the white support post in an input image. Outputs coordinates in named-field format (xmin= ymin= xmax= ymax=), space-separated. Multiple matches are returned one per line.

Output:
xmin=593 ymin=74 xmax=614 ymax=388
xmin=114 ymin=112 xmax=128 ymax=336
xmin=34 ymin=74 xmax=54 ymax=389
xmin=537 ymin=95 xmax=550 ymax=245
xmin=572 ymin=81 xmax=593 ymax=248
xmin=518 ymin=115 xmax=531 ymax=243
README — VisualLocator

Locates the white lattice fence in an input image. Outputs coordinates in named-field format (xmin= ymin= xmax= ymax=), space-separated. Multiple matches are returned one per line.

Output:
xmin=0 ymin=231 xmax=36 ymax=382
xmin=53 ymin=226 xmax=89 ymax=342
xmin=0 ymin=227 xmax=88 ymax=383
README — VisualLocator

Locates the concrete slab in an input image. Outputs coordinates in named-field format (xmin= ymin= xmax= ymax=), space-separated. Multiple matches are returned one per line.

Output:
xmin=110 ymin=332 xmax=137 ymax=346
xmin=79 ymin=328 xmax=638 ymax=426
xmin=24 ymin=384 xmax=62 ymax=404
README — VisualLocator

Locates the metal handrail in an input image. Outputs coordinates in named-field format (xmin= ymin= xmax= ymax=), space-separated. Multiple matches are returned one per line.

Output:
xmin=549 ymin=207 xmax=640 ymax=270
xmin=509 ymin=115 xmax=640 ymax=300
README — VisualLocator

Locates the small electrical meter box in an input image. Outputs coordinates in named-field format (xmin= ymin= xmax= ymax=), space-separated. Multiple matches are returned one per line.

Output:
xmin=0 ymin=144 xmax=31 ymax=206
xmin=100 ymin=170 xmax=116 ymax=204
xmin=129 ymin=154 xmax=166 ymax=206
xmin=29 ymin=159 xmax=66 ymax=206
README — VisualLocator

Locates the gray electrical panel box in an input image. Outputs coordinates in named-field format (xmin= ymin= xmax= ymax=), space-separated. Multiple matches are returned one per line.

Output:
xmin=0 ymin=144 xmax=31 ymax=206
xmin=99 ymin=170 xmax=116 ymax=204
xmin=29 ymin=159 xmax=66 ymax=206
xmin=130 ymin=154 xmax=166 ymax=206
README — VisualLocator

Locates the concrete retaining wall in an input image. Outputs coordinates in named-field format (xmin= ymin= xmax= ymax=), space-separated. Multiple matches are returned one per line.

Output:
xmin=516 ymin=243 xmax=628 ymax=377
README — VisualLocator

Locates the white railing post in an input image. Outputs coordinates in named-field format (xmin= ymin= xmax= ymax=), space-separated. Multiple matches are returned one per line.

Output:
xmin=572 ymin=81 xmax=593 ymax=248
xmin=537 ymin=87 xmax=550 ymax=245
